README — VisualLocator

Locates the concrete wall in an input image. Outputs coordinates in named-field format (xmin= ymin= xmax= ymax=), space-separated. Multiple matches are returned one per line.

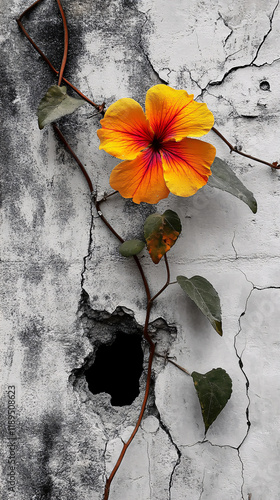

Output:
xmin=1 ymin=0 xmax=280 ymax=499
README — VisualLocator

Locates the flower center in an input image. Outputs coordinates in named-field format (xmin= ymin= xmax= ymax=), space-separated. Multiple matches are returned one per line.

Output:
xmin=151 ymin=136 xmax=162 ymax=152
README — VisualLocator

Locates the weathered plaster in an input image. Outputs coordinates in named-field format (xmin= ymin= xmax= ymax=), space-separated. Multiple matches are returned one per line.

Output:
xmin=1 ymin=0 xmax=280 ymax=499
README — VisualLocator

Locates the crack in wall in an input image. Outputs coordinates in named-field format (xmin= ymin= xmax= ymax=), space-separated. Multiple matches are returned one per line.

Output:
xmin=217 ymin=12 xmax=233 ymax=47
xmin=235 ymin=282 xmax=280 ymax=499
xmin=233 ymin=272 xmax=255 ymax=499
xmin=102 ymin=439 xmax=109 ymax=486
xmin=177 ymin=269 xmax=257 ymax=500
xmin=231 ymin=231 xmax=238 ymax=259
xmin=207 ymin=1 xmax=279 ymax=89
xmin=80 ymin=197 xmax=94 ymax=290
xmin=184 ymin=439 xmax=246 ymax=500
xmin=251 ymin=0 xmax=279 ymax=64
xmin=156 ymin=411 xmax=182 ymax=500
xmin=137 ymin=12 xmax=169 ymax=85
xmin=146 ymin=441 xmax=153 ymax=499
xmin=235 ymin=283 xmax=253 ymax=396
xmin=198 ymin=470 xmax=205 ymax=500
xmin=185 ymin=67 xmax=203 ymax=94
xmin=238 ymin=448 xmax=246 ymax=500
xmin=204 ymin=88 xmax=238 ymax=116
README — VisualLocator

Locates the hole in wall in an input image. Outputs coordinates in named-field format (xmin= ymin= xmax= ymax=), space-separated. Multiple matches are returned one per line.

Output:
xmin=260 ymin=80 xmax=270 ymax=91
xmin=85 ymin=331 xmax=143 ymax=406
xmin=71 ymin=290 xmax=177 ymax=415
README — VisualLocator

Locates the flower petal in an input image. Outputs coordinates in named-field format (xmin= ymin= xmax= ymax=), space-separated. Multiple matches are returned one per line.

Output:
xmin=110 ymin=148 xmax=170 ymax=204
xmin=145 ymin=85 xmax=214 ymax=142
xmin=160 ymin=138 xmax=216 ymax=197
xmin=97 ymin=98 xmax=154 ymax=160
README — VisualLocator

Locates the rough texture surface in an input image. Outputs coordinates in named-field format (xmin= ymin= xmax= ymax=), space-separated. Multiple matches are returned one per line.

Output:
xmin=1 ymin=0 xmax=280 ymax=499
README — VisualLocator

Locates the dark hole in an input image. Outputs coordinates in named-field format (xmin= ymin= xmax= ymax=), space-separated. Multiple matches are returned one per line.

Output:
xmin=260 ymin=80 xmax=270 ymax=91
xmin=85 ymin=332 xmax=143 ymax=406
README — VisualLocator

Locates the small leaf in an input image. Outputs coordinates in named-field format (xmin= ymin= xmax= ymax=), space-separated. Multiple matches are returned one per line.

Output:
xmin=192 ymin=368 xmax=232 ymax=433
xmin=208 ymin=156 xmax=257 ymax=213
xmin=177 ymin=275 xmax=222 ymax=335
xmin=37 ymin=85 xmax=86 ymax=129
xmin=119 ymin=239 xmax=145 ymax=257
xmin=144 ymin=210 xmax=182 ymax=264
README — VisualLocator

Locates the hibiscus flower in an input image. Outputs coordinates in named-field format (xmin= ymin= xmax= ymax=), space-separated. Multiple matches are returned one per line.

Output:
xmin=97 ymin=84 xmax=216 ymax=204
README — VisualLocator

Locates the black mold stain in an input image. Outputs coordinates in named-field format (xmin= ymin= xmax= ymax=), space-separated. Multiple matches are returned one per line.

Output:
xmin=16 ymin=415 xmax=61 ymax=499
xmin=0 ymin=51 xmax=17 ymax=116
xmin=40 ymin=418 xmax=61 ymax=497
xmin=19 ymin=1 xmax=64 ymax=71
xmin=18 ymin=320 xmax=45 ymax=383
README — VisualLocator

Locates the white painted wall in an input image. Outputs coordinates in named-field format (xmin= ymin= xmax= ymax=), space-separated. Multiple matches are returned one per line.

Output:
xmin=1 ymin=1 xmax=280 ymax=499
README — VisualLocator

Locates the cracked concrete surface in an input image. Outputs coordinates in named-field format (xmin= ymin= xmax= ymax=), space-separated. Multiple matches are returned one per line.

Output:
xmin=1 ymin=0 xmax=280 ymax=498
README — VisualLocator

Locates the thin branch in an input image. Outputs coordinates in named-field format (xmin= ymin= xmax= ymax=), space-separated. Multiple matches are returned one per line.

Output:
xmin=101 ymin=190 xmax=118 ymax=200
xmin=52 ymin=124 xmax=94 ymax=193
xmin=103 ymin=334 xmax=155 ymax=500
xmin=96 ymin=197 xmax=151 ymax=304
xmin=155 ymin=352 xmax=191 ymax=376
xmin=56 ymin=0 xmax=68 ymax=86
xmin=17 ymin=0 xmax=43 ymax=21
xmin=150 ymin=254 xmax=170 ymax=303
xmin=52 ymin=124 xmax=151 ymax=307
xmin=16 ymin=1 xmax=105 ymax=113
xmin=51 ymin=128 xmax=155 ymax=500
xmin=212 ymin=126 xmax=280 ymax=169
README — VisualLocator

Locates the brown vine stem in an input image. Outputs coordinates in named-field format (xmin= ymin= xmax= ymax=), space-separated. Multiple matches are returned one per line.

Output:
xmin=52 ymin=124 xmax=94 ymax=193
xmin=95 ymin=197 xmax=151 ymax=303
xmin=155 ymin=353 xmax=191 ymax=376
xmin=212 ymin=126 xmax=280 ymax=169
xmin=56 ymin=0 xmax=68 ymax=86
xmin=51 ymin=124 xmax=159 ymax=500
xmin=18 ymin=3 xmax=179 ymax=496
xmin=103 ymin=320 xmax=155 ymax=500
xmin=150 ymin=254 xmax=170 ymax=303
xmin=16 ymin=0 xmax=105 ymax=113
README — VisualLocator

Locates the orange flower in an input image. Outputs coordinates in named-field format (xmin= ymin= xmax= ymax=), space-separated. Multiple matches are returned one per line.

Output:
xmin=97 ymin=85 xmax=216 ymax=204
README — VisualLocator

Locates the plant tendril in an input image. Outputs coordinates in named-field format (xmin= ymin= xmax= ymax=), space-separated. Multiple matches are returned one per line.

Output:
xmin=50 ymin=123 xmax=166 ymax=500
xmin=212 ymin=126 xmax=280 ymax=169
xmin=56 ymin=0 xmax=68 ymax=86
xmin=16 ymin=0 xmax=105 ymax=112
xmin=155 ymin=352 xmax=191 ymax=376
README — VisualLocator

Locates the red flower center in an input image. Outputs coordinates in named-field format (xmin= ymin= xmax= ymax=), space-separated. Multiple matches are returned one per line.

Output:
xmin=151 ymin=136 xmax=162 ymax=152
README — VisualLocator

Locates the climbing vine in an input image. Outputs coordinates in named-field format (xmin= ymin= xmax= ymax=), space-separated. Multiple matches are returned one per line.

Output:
xmin=16 ymin=2 xmax=279 ymax=499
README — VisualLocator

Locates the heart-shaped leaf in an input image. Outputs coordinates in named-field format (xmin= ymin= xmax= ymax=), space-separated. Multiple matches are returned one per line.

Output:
xmin=119 ymin=239 xmax=145 ymax=257
xmin=37 ymin=85 xmax=86 ymax=129
xmin=208 ymin=156 xmax=257 ymax=213
xmin=177 ymin=275 xmax=222 ymax=335
xmin=192 ymin=368 xmax=232 ymax=433
xmin=144 ymin=210 xmax=182 ymax=264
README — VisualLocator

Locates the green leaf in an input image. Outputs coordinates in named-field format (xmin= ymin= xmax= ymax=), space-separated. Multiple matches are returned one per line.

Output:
xmin=177 ymin=275 xmax=222 ymax=335
xmin=37 ymin=85 xmax=86 ymax=129
xmin=208 ymin=156 xmax=257 ymax=213
xmin=144 ymin=210 xmax=182 ymax=264
xmin=119 ymin=239 xmax=145 ymax=257
xmin=192 ymin=368 xmax=232 ymax=433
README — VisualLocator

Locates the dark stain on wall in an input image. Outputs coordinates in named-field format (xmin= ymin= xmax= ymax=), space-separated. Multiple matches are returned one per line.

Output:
xmin=10 ymin=413 xmax=62 ymax=499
